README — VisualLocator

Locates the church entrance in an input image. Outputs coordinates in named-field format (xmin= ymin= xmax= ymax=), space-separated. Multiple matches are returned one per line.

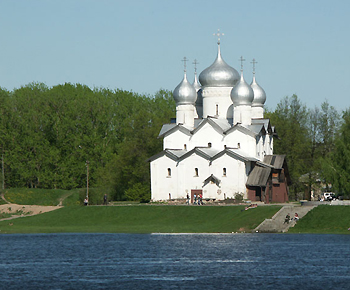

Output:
xmin=255 ymin=187 xmax=262 ymax=201
xmin=191 ymin=190 xmax=202 ymax=204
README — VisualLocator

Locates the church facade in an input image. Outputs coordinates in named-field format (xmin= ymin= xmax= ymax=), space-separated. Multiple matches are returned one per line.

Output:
xmin=148 ymin=35 xmax=290 ymax=203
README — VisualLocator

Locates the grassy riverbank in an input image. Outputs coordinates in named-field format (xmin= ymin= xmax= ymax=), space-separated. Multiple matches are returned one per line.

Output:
xmin=289 ymin=205 xmax=350 ymax=234
xmin=0 ymin=205 xmax=281 ymax=234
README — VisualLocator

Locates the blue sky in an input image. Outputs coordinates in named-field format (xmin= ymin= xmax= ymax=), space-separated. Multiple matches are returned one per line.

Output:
xmin=0 ymin=0 xmax=349 ymax=111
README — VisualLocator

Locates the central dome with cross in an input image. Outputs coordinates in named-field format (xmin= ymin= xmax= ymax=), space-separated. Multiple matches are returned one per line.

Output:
xmin=199 ymin=30 xmax=240 ymax=87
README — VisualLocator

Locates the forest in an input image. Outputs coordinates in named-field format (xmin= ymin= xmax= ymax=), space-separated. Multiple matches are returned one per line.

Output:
xmin=0 ymin=82 xmax=349 ymax=201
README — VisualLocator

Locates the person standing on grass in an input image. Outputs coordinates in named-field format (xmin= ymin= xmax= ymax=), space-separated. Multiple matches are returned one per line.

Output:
xmin=104 ymin=194 xmax=108 ymax=205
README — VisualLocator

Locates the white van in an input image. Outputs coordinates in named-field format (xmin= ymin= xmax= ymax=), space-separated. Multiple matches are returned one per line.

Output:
xmin=323 ymin=192 xmax=335 ymax=201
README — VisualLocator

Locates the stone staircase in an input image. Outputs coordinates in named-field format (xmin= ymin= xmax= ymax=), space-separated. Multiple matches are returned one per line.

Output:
xmin=254 ymin=205 xmax=316 ymax=233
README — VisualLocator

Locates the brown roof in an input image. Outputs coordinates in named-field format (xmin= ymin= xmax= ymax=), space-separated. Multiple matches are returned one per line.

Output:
xmin=246 ymin=166 xmax=271 ymax=187
xmin=263 ymin=155 xmax=286 ymax=169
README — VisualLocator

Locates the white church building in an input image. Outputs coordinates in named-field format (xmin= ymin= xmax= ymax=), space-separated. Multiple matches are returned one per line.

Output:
xmin=148 ymin=34 xmax=290 ymax=203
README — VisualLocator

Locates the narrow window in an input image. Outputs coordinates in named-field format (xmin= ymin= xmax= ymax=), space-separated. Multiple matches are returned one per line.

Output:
xmin=167 ymin=168 xmax=171 ymax=177
xmin=184 ymin=144 xmax=187 ymax=150
xmin=224 ymin=145 xmax=227 ymax=149
xmin=216 ymin=104 xmax=219 ymax=115
xmin=237 ymin=143 xmax=240 ymax=149
xmin=208 ymin=142 xmax=212 ymax=148
xmin=223 ymin=168 xmax=227 ymax=176
xmin=195 ymin=168 xmax=199 ymax=176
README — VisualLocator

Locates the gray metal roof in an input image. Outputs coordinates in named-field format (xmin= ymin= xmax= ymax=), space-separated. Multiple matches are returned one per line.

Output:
xmin=167 ymin=149 xmax=187 ymax=158
xmin=158 ymin=117 xmax=273 ymax=138
xmin=246 ymin=166 xmax=271 ymax=187
xmin=159 ymin=124 xmax=177 ymax=136
xmin=251 ymin=118 xmax=271 ymax=132
xmin=203 ymin=174 xmax=221 ymax=188
xmin=246 ymin=124 xmax=265 ymax=135
xmin=226 ymin=148 xmax=259 ymax=162
xmin=196 ymin=147 xmax=221 ymax=157
xmin=210 ymin=118 xmax=232 ymax=131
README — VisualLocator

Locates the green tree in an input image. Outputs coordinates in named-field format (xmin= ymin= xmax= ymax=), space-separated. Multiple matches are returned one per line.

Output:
xmin=321 ymin=110 xmax=350 ymax=198
xmin=266 ymin=95 xmax=310 ymax=199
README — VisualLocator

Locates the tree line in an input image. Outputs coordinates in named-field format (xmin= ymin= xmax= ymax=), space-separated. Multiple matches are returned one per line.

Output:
xmin=266 ymin=94 xmax=350 ymax=199
xmin=0 ymin=83 xmax=349 ymax=201
xmin=0 ymin=83 xmax=175 ymax=202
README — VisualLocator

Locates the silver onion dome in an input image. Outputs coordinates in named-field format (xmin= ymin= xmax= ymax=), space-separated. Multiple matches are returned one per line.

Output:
xmin=193 ymin=72 xmax=203 ymax=106
xmin=230 ymin=71 xmax=254 ymax=105
xmin=193 ymin=72 xmax=201 ymax=92
xmin=199 ymin=44 xmax=239 ymax=87
xmin=173 ymin=72 xmax=197 ymax=105
xmin=251 ymin=75 xmax=266 ymax=107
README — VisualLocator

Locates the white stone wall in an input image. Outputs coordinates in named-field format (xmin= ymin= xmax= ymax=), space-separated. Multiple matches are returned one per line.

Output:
xmin=150 ymin=157 xmax=179 ymax=201
xmin=251 ymin=106 xmax=264 ymax=119
xmin=224 ymin=130 xmax=256 ymax=154
xmin=210 ymin=154 xmax=248 ymax=199
xmin=202 ymin=87 xmax=234 ymax=119
xmin=150 ymin=152 xmax=250 ymax=201
xmin=233 ymin=105 xmax=252 ymax=125
xmin=189 ymin=123 xmax=224 ymax=150
xmin=163 ymin=130 xmax=190 ymax=150
xmin=176 ymin=104 xmax=195 ymax=129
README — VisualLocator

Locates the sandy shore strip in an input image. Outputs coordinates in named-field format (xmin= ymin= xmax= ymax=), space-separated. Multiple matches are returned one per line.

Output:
xmin=0 ymin=203 xmax=61 ymax=220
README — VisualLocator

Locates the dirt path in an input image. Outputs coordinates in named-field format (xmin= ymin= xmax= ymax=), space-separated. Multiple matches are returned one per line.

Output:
xmin=0 ymin=192 xmax=9 ymax=204
xmin=0 ymin=204 xmax=61 ymax=221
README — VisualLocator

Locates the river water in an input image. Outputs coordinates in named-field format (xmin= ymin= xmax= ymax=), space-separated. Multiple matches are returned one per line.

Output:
xmin=0 ymin=233 xmax=349 ymax=289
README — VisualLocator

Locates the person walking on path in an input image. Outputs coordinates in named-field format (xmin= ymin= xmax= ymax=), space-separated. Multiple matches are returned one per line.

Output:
xmin=284 ymin=213 xmax=290 ymax=224
xmin=193 ymin=194 xmax=197 ymax=205
xmin=186 ymin=193 xmax=190 ymax=205
xmin=199 ymin=193 xmax=203 ymax=205
xmin=103 ymin=194 xmax=108 ymax=205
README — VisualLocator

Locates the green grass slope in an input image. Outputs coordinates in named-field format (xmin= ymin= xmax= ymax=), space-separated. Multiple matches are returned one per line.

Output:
xmin=3 ymin=188 xmax=80 ymax=206
xmin=0 ymin=205 xmax=281 ymax=234
xmin=289 ymin=205 xmax=350 ymax=234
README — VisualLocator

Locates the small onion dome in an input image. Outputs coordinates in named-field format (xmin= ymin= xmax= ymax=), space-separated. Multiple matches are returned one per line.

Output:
xmin=193 ymin=73 xmax=201 ymax=92
xmin=193 ymin=73 xmax=203 ymax=106
xmin=250 ymin=75 xmax=266 ymax=107
xmin=199 ymin=45 xmax=239 ymax=87
xmin=173 ymin=72 xmax=197 ymax=105
xmin=230 ymin=71 xmax=254 ymax=105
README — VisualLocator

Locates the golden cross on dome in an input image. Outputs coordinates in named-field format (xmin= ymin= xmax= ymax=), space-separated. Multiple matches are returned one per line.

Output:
xmin=213 ymin=29 xmax=224 ymax=45
xmin=239 ymin=56 xmax=246 ymax=71
xmin=182 ymin=57 xmax=188 ymax=72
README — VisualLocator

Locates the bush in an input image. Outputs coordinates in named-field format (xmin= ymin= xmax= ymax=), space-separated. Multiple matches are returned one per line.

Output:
xmin=234 ymin=193 xmax=244 ymax=204
xmin=124 ymin=183 xmax=150 ymax=203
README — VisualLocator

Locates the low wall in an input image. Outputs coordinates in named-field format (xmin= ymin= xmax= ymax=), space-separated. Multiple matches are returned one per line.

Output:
xmin=300 ymin=200 xmax=350 ymax=206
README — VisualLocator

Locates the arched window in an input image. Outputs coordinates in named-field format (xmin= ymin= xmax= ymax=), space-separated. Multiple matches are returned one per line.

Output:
xmin=237 ymin=143 xmax=241 ymax=149
xmin=223 ymin=168 xmax=227 ymax=176
xmin=195 ymin=168 xmax=199 ymax=177
xmin=208 ymin=142 xmax=212 ymax=148
xmin=167 ymin=168 xmax=171 ymax=177
xmin=184 ymin=144 xmax=187 ymax=150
